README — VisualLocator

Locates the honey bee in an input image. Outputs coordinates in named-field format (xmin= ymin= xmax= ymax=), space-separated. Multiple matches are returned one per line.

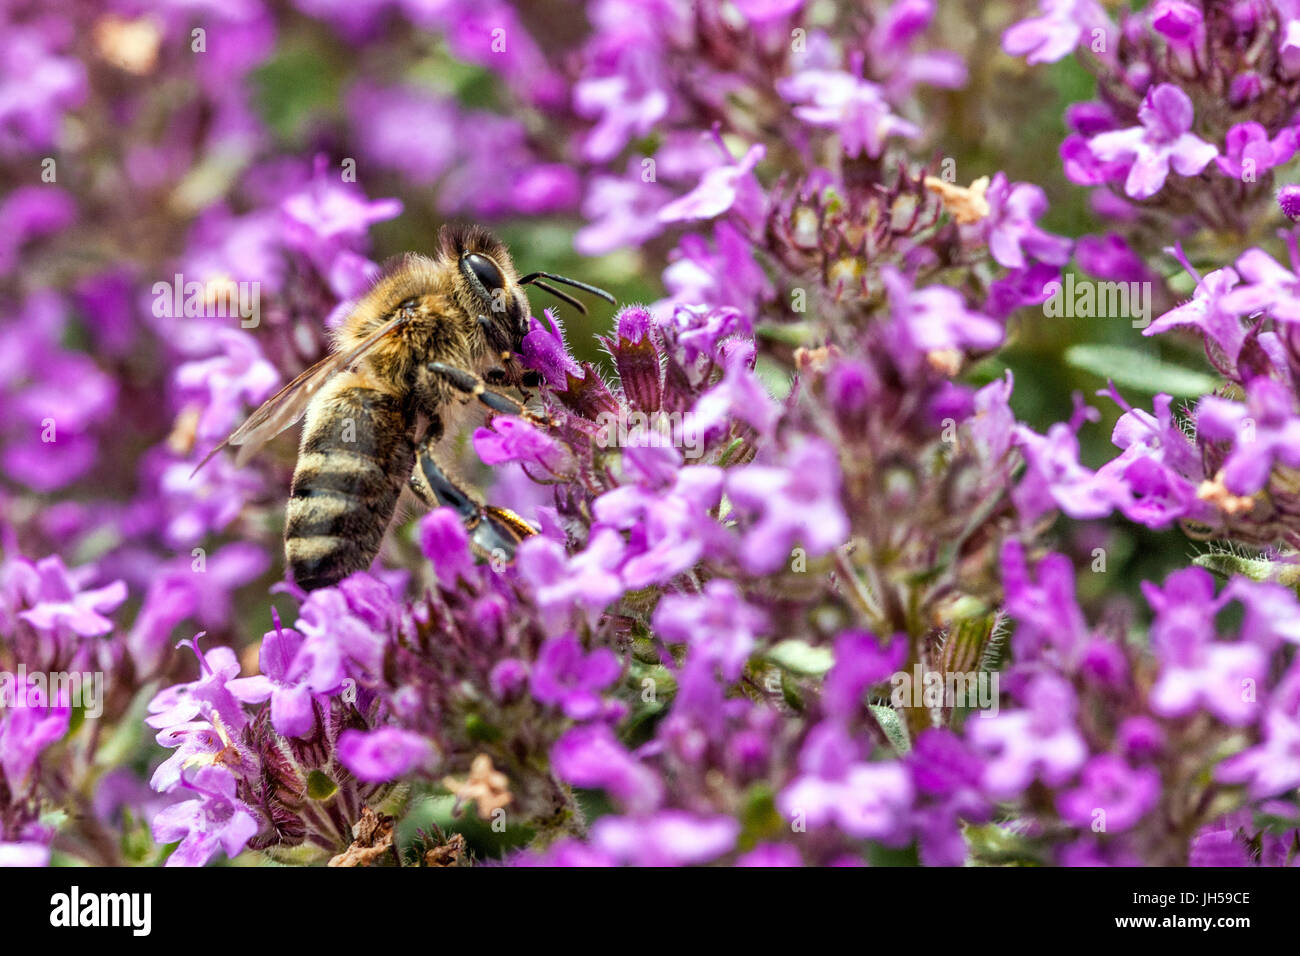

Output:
xmin=196 ymin=224 xmax=614 ymax=591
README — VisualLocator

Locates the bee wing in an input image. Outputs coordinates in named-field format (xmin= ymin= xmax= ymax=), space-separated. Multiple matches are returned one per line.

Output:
xmin=191 ymin=314 xmax=410 ymax=475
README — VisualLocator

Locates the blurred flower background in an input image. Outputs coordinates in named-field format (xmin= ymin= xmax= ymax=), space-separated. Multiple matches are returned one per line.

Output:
xmin=4 ymin=0 xmax=1300 ymax=867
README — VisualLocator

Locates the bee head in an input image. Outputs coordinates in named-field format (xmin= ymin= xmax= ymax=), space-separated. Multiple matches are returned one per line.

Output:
xmin=442 ymin=225 xmax=530 ymax=352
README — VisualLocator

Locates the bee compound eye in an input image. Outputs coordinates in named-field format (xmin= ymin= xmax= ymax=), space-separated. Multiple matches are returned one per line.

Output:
xmin=463 ymin=253 xmax=505 ymax=292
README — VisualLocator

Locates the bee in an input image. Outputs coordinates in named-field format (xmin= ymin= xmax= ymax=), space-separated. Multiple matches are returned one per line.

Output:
xmin=196 ymin=224 xmax=614 ymax=591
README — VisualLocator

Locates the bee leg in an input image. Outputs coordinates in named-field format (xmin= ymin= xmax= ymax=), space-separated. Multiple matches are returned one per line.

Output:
xmin=476 ymin=316 xmax=540 ymax=389
xmin=477 ymin=314 xmax=512 ymax=354
xmin=426 ymin=361 xmax=550 ymax=424
xmin=409 ymin=437 xmax=536 ymax=563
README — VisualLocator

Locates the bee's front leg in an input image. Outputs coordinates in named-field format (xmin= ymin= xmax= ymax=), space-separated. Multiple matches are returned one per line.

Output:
xmin=426 ymin=362 xmax=552 ymax=424
xmin=409 ymin=434 xmax=536 ymax=564
xmin=476 ymin=315 xmax=541 ymax=389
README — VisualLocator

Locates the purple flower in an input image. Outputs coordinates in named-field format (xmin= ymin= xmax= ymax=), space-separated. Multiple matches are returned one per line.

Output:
xmin=1224 ymin=577 xmax=1300 ymax=648
xmin=593 ymin=445 xmax=726 ymax=588
xmin=1217 ymin=693 xmax=1300 ymax=798
xmin=175 ymin=328 xmax=279 ymax=445
xmin=345 ymin=82 xmax=457 ymax=185
xmin=145 ymin=638 xmax=249 ymax=739
xmin=575 ymin=172 xmax=670 ymax=256
xmin=1150 ymin=1 xmax=1203 ymax=45
xmin=1280 ymin=184 xmax=1300 ymax=222
xmin=908 ymin=729 xmax=991 ymax=865
xmin=0 ymin=675 xmax=71 ymax=792
xmin=659 ymin=225 xmax=773 ymax=316
xmin=777 ymin=70 xmax=920 ymax=159
xmin=511 ymin=838 xmax=616 ymax=867
xmin=151 ymin=765 xmax=260 ymax=867
xmin=418 ymin=507 xmax=476 ymax=588
xmin=225 ymin=620 xmax=315 ymax=739
xmin=1281 ymin=19 xmax=1300 ymax=78
xmin=1013 ymin=412 xmax=1127 ymax=523
xmin=126 ymin=574 xmax=200 ymax=678
xmin=726 ymin=438 xmax=850 ymax=575
xmin=967 ymin=675 xmax=1088 ymax=798
xmin=777 ymin=723 xmax=914 ymax=843
xmin=869 ymin=0 xmax=967 ymax=97
xmin=659 ymin=302 xmax=753 ymax=363
xmin=489 ymin=659 xmax=529 ymax=701
xmin=879 ymin=267 xmax=1004 ymax=372
xmin=689 ymin=353 xmax=782 ymax=441
xmin=436 ymin=112 xmax=578 ymax=218
xmin=337 ymin=727 xmax=438 ymax=782
xmin=1188 ymin=821 xmax=1255 ymax=866
xmin=1057 ymin=755 xmax=1160 ymax=832
xmin=1087 ymin=84 xmax=1217 ymax=199
xmin=1144 ymin=266 xmax=1244 ymax=360
xmin=736 ymin=843 xmax=802 ymax=866
xmin=10 ymin=554 xmax=127 ymax=639
xmin=1197 ymin=378 xmax=1300 ymax=495
xmin=1215 ymin=122 xmax=1297 ymax=179
xmin=427 ymin=2 xmax=565 ymax=109
xmin=521 ymin=311 xmax=583 ymax=390
xmin=290 ymin=573 xmax=404 ymax=693
xmin=280 ymin=155 xmax=402 ymax=274
xmin=574 ymin=71 xmax=669 ymax=165
xmin=1118 ymin=717 xmax=1166 ymax=762
xmin=1075 ymin=233 xmax=1148 ymax=283
xmin=157 ymin=453 xmax=263 ymax=548
xmin=1002 ymin=0 xmax=1109 ymax=64
xmin=0 ymin=186 xmax=76 ymax=274
xmin=652 ymin=581 xmax=768 ymax=681
xmin=1061 ymin=132 xmax=1130 ymax=187
xmin=551 ymin=724 xmax=663 ymax=813
xmin=1094 ymin=390 xmax=1207 ymax=529
xmin=983 ymin=173 xmax=1072 ymax=269
xmin=591 ymin=811 xmax=740 ymax=866
xmin=732 ymin=0 xmax=804 ymax=23
xmin=999 ymin=541 xmax=1091 ymax=665
xmin=1142 ymin=568 xmax=1267 ymax=725
xmin=1221 ymin=243 xmax=1300 ymax=324
xmin=516 ymin=529 xmax=627 ymax=632
xmin=0 ymin=25 xmax=86 ymax=155
xmin=529 ymin=633 xmax=621 ymax=720
xmin=474 ymin=416 xmax=573 ymax=474
xmin=822 ymin=631 xmax=906 ymax=719
xmin=658 ymin=144 xmax=765 ymax=223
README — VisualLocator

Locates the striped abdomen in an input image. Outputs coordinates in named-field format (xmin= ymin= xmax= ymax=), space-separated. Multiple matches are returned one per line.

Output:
xmin=285 ymin=382 xmax=414 ymax=591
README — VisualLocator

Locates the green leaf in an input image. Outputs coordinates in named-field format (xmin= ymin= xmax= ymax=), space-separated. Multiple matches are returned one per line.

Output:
xmin=93 ymin=682 xmax=153 ymax=770
xmin=1063 ymin=344 xmax=1218 ymax=397
xmin=1194 ymin=551 xmax=1300 ymax=586
xmin=306 ymin=770 xmax=339 ymax=801
xmin=870 ymin=704 xmax=911 ymax=755
xmin=250 ymin=44 xmax=342 ymax=143
xmin=737 ymin=784 xmax=784 ymax=850
xmin=756 ymin=321 xmax=820 ymax=348
xmin=765 ymin=639 xmax=834 ymax=677
xmin=464 ymin=712 xmax=502 ymax=743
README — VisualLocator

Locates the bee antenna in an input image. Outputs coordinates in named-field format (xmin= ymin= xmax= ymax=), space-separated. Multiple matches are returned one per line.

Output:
xmin=519 ymin=271 xmax=617 ymax=305
xmin=528 ymin=280 xmax=588 ymax=315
